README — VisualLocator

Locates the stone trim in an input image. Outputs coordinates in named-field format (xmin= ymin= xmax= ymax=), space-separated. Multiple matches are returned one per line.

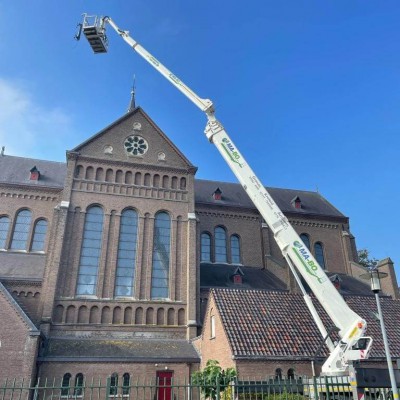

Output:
xmin=289 ymin=220 xmax=339 ymax=229
xmin=75 ymin=155 xmax=196 ymax=175
xmin=196 ymin=210 xmax=259 ymax=221
xmin=0 ymin=184 xmax=63 ymax=194
xmin=0 ymin=190 xmax=59 ymax=202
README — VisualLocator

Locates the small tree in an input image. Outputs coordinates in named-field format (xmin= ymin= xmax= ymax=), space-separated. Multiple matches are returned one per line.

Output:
xmin=357 ymin=249 xmax=378 ymax=268
xmin=191 ymin=360 xmax=237 ymax=400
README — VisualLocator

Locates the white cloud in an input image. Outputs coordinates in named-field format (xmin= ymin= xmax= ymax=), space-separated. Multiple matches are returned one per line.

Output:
xmin=0 ymin=78 xmax=73 ymax=160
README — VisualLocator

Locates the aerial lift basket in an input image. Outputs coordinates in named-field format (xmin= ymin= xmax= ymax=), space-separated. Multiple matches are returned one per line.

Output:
xmin=81 ymin=14 xmax=108 ymax=54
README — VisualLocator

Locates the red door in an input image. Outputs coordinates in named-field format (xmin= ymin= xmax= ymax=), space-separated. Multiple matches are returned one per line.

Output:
xmin=156 ymin=371 xmax=173 ymax=400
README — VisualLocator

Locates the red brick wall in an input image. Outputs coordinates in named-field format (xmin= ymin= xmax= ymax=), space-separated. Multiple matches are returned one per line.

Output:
xmin=0 ymin=289 xmax=39 ymax=382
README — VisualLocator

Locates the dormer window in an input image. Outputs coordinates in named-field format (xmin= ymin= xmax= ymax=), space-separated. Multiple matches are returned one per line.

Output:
xmin=231 ymin=266 xmax=244 ymax=285
xmin=330 ymin=274 xmax=341 ymax=291
xmin=30 ymin=166 xmax=40 ymax=181
xmin=213 ymin=188 xmax=222 ymax=201
xmin=291 ymin=196 xmax=301 ymax=209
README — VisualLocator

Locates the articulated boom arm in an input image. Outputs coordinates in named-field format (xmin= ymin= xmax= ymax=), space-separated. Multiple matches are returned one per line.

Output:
xmin=79 ymin=14 xmax=371 ymax=375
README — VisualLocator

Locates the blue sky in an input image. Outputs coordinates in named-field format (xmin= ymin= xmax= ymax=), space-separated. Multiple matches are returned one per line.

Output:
xmin=0 ymin=1 xmax=399 ymax=282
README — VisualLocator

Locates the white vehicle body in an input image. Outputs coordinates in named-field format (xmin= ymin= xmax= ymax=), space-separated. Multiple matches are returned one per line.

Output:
xmin=78 ymin=14 xmax=372 ymax=375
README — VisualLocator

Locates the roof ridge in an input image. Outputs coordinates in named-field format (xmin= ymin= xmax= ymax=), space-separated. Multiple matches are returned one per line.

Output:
xmin=0 ymin=154 xmax=66 ymax=165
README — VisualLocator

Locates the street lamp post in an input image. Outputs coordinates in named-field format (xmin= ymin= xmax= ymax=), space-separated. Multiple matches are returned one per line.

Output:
xmin=360 ymin=268 xmax=399 ymax=399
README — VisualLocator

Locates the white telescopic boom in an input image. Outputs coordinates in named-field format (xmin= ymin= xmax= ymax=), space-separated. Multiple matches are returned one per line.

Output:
xmin=81 ymin=15 xmax=369 ymax=374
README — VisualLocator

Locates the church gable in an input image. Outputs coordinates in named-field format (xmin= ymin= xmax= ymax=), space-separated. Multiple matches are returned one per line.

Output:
xmin=71 ymin=108 xmax=195 ymax=171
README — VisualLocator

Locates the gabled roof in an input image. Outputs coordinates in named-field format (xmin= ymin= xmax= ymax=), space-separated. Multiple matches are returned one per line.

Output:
xmin=211 ymin=288 xmax=400 ymax=360
xmin=195 ymin=179 xmax=346 ymax=219
xmin=0 ymin=155 xmax=66 ymax=189
xmin=38 ymin=338 xmax=200 ymax=363
xmin=200 ymin=263 xmax=287 ymax=291
xmin=71 ymin=107 xmax=196 ymax=171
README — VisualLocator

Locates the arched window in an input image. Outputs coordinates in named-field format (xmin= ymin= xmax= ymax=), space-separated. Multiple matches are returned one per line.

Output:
xmin=0 ymin=216 xmax=10 ymax=249
xmin=214 ymin=227 xmax=227 ymax=263
xmin=201 ymin=233 xmax=211 ymax=262
xmin=300 ymin=233 xmax=310 ymax=250
xmin=122 ymin=373 xmax=130 ymax=395
xmin=115 ymin=209 xmax=138 ymax=297
xmin=109 ymin=373 xmax=118 ymax=396
xmin=230 ymin=235 xmax=241 ymax=264
xmin=151 ymin=212 xmax=171 ymax=299
xmin=74 ymin=373 xmax=84 ymax=396
xmin=31 ymin=219 xmax=48 ymax=251
xmin=10 ymin=209 xmax=32 ymax=250
xmin=287 ymin=368 xmax=295 ymax=380
xmin=76 ymin=206 xmax=104 ymax=296
xmin=314 ymin=242 xmax=326 ymax=269
xmin=61 ymin=373 xmax=71 ymax=396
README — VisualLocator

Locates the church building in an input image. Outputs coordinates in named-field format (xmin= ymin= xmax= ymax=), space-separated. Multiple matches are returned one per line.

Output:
xmin=0 ymin=106 xmax=399 ymax=386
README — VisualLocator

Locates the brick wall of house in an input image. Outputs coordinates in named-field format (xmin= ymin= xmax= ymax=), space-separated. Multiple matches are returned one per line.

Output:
xmin=194 ymin=296 xmax=235 ymax=371
xmin=0 ymin=288 xmax=39 ymax=382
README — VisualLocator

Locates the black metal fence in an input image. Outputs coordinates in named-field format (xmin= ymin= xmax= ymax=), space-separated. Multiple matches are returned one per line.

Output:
xmin=0 ymin=376 xmax=397 ymax=400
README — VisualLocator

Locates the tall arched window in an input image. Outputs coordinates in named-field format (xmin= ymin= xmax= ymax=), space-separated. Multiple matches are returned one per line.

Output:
xmin=76 ymin=206 xmax=104 ymax=296
xmin=151 ymin=212 xmax=171 ymax=299
xmin=214 ymin=227 xmax=227 ymax=263
xmin=10 ymin=209 xmax=32 ymax=250
xmin=287 ymin=368 xmax=295 ymax=380
xmin=31 ymin=219 xmax=48 ymax=251
xmin=74 ymin=373 xmax=84 ymax=396
xmin=61 ymin=373 xmax=71 ymax=396
xmin=0 ymin=216 xmax=10 ymax=249
xmin=122 ymin=373 xmax=130 ymax=395
xmin=115 ymin=209 xmax=138 ymax=297
xmin=230 ymin=235 xmax=241 ymax=264
xmin=109 ymin=373 xmax=118 ymax=396
xmin=300 ymin=233 xmax=310 ymax=250
xmin=314 ymin=242 xmax=326 ymax=269
xmin=201 ymin=233 xmax=211 ymax=262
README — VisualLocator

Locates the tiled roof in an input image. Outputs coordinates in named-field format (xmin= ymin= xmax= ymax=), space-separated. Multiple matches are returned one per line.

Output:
xmin=200 ymin=263 xmax=287 ymax=291
xmin=0 ymin=155 xmax=66 ymax=189
xmin=212 ymin=288 xmax=400 ymax=360
xmin=39 ymin=338 xmax=200 ymax=362
xmin=195 ymin=179 xmax=346 ymax=219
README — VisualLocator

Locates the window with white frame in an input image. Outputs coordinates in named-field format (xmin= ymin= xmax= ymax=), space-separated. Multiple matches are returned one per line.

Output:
xmin=210 ymin=314 xmax=216 ymax=338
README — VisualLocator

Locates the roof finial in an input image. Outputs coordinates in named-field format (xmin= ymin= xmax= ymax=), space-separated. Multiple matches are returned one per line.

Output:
xmin=127 ymin=74 xmax=136 ymax=113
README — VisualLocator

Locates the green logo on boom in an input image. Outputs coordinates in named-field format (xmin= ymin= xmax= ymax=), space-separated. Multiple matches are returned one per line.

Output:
xmin=221 ymin=138 xmax=243 ymax=168
xmin=292 ymin=241 xmax=326 ymax=284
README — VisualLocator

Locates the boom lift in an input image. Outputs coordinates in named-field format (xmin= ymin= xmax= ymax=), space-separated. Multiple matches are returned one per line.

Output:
xmin=76 ymin=14 xmax=372 ymax=376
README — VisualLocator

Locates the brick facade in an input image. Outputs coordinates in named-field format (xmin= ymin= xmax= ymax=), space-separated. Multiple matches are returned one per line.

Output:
xmin=0 ymin=107 xmax=398 ymax=382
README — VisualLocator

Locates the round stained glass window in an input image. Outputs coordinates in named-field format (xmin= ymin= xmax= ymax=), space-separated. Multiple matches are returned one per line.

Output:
xmin=124 ymin=135 xmax=148 ymax=156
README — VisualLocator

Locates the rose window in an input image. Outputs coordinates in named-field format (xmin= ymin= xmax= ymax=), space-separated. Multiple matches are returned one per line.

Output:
xmin=124 ymin=135 xmax=148 ymax=156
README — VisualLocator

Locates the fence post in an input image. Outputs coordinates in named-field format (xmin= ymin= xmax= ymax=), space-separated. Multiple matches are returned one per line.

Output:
xmin=313 ymin=375 xmax=319 ymax=400
xmin=216 ymin=375 xmax=220 ymax=400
